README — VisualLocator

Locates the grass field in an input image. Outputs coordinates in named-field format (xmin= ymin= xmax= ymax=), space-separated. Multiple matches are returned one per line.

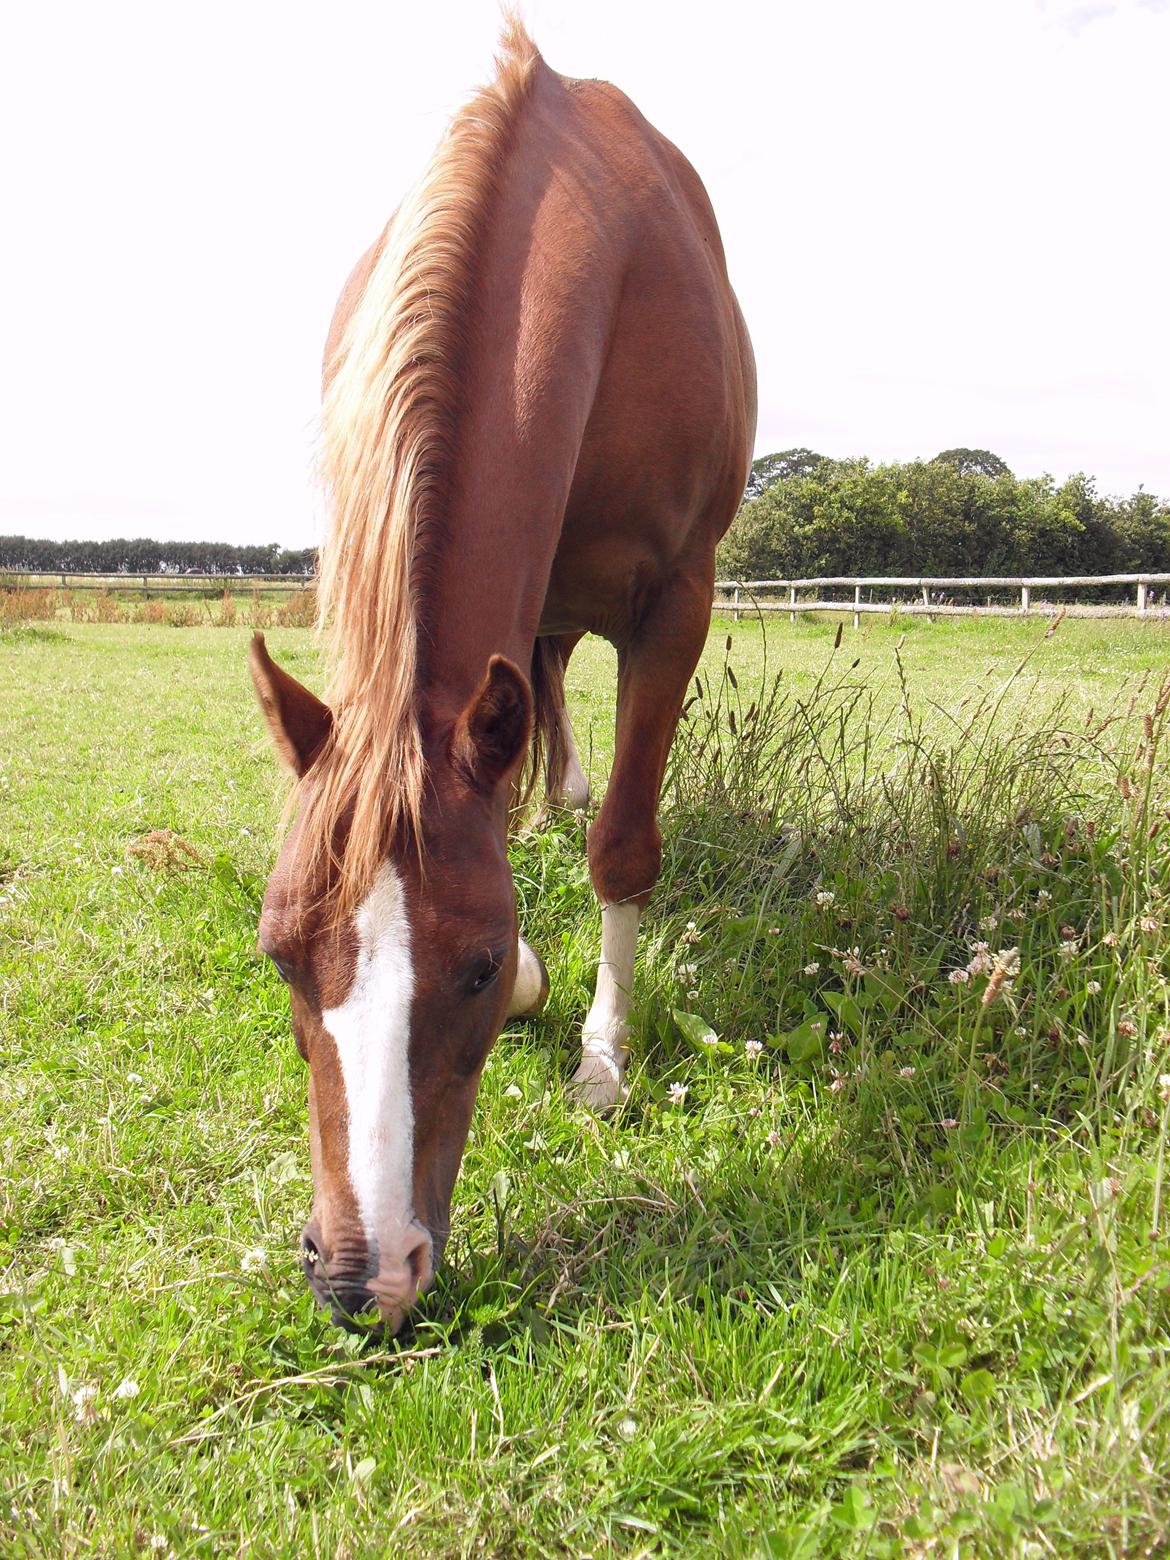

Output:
xmin=2 ymin=613 xmax=1169 ymax=1557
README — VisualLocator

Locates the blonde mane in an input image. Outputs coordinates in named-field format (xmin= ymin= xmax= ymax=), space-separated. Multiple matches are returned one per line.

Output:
xmin=301 ymin=17 xmax=540 ymax=911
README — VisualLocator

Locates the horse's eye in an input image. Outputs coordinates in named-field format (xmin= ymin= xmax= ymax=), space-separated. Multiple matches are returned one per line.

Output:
xmin=471 ymin=956 xmax=503 ymax=993
xmin=269 ymin=955 xmax=292 ymax=984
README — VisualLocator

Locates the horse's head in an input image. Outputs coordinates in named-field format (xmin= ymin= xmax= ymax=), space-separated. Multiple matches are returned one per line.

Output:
xmin=248 ymin=635 xmax=543 ymax=1333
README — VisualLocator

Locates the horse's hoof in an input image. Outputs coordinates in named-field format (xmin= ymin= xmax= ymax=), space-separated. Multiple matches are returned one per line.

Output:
xmin=572 ymin=1050 xmax=628 ymax=1111
xmin=507 ymin=940 xmax=549 ymax=1017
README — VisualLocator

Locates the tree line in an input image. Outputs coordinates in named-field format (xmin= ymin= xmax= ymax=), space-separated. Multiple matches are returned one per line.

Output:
xmin=718 ymin=448 xmax=1170 ymax=582
xmin=5 ymin=447 xmax=1168 ymax=585
xmin=0 ymin=536 xmax=316 ymax=576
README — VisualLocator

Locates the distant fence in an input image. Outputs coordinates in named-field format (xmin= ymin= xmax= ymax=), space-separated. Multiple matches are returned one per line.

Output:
xmin=713 ymin=574 xmax=1170 ymax=626
xmin=5 ymin=569 xmax=1170 ymax=623
xmin=0 ymin=570 xmax=310 ymax=596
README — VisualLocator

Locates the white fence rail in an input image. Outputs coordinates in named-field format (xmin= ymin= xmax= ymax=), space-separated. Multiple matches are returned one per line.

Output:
xmin=0 ymin=570 xmax=310 ymax=595
xmin=713 ymin=574 xmax=1170 ymax=626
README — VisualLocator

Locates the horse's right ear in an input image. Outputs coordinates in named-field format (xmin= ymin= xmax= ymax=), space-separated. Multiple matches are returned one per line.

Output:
xmin=249 ymin=632 xmax=333 ymax=777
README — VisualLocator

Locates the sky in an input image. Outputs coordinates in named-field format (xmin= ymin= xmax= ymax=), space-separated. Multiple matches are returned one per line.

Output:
xmin=2 ymin=0 xmax=1167 ymax=548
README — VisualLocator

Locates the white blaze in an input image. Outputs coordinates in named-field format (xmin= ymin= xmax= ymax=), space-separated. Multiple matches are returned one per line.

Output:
xmin=320 ymin=863 xmax=415 ymax=1249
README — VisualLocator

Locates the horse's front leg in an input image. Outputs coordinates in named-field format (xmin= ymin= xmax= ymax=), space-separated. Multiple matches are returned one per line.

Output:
xmin=574 ymin=571 xmax=714 ymax=1109
xmin=507 ymin=938 xmax=549 ymax=1017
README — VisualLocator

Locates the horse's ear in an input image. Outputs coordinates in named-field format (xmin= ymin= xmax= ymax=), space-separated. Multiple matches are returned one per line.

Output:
xmin=451 ymin=655 xmax=532 ymax=794
xmin=249 ymin=632 xmax=333 ymax=777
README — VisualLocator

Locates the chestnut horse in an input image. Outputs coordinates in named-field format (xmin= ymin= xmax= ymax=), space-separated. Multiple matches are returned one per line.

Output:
xmin=249 ymin=20 xmax=755 ymax=1331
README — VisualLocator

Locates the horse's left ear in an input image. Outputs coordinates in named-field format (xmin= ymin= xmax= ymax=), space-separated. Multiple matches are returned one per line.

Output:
xmin=451 ymin=655 xmax=533 ymax=794
xmin=249 ymin=632 xmax=333 ymax=776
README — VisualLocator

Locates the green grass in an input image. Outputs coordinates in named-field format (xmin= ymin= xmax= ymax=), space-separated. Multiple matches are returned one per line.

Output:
xmin=1 ymin=615 xmax=1169 ymax=1557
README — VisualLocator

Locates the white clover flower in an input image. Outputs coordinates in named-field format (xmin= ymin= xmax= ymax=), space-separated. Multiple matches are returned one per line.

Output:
xmin=842 ymin=948 xmax=865 ymax=977
xmin=815 ymin=890 xmax=836 ymax=907
xmin=899 ymin=1066 xmax=916 ymax=1078
xmin=1103 ymin=931 xmax=1120 ymax=947
xmin=1086 ymin=980 xmax=1102 ymax=995
xmin=949 ymin=968 xmax=970 ymax=985
xmin=241 ymin=1247 xmax=267 ymax=1274
xmin=71 ymin=1384 xmax=99 ymax=1423
xmin=980 ymin=913 xmax=1000 ymax=932
xmin=1059 ymin=940 xmax=1078 ymax=961
xmin=1140 ymin=917 xmax=1159 ymax=934
xmin=803 ymin=961 xmax=820 ymax=975
xmin=687 ymin=989 xmax=700 ymax=1001
xmin=766 ymin=1129 xmax=783 ymax=1149
xmin=677 ymin=962 xmax=697 ymax=978
xmin=113 ymin=1377 xmax=140 ymax=1400
xmin=1036 ymin=890 xmax=1053 ymax=907
xmin=744 ymin=1040 xmax=764 ymax=1059
xmin=127 ymin=1071 xmax=144 ymax=1086
xmin=1015 ymin=1024 xmax=1028 ymax=1037
xmin=1160 ymin=1074 xmax=1170 ymax=1104
xmin=667 ymin=1082 xmax=688 ymax=1105
xmin=829 ymin=1074 xmax=847 ymax=1094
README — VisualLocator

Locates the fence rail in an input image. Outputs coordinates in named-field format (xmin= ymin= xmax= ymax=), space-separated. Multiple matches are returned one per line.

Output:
xmin=713 ymin=573 xmax=1170 ymax=625
xmin=0 ymin=570 xmax=311 ymax=595
xmin=4 ymin=569 xmax=1170 ymax=622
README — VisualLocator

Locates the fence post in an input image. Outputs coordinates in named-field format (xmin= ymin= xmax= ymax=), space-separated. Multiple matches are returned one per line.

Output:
xmin=1138 ymin=580 xmax=1148 ymax=616
xmin=732 ymin=584 xmax=740 ymax=623
xmin=921 ymin=584 xmax=932 ymax=624
xmin=853 ymin=583 xmax=861 ymax=630
xmin=789 ymin=584 xmax=796 ymax=623
xmin=1021 ymin=584 xmax=1030 ymax=615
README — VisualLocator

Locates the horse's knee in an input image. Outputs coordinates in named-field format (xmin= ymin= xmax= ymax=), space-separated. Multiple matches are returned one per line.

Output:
xmin=587 ymin=812 xmax=661 ymax=907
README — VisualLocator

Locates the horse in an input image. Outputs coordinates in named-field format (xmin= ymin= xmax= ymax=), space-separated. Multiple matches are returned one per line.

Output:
xmin=249 ymin=18 xmax=756 ymax=1332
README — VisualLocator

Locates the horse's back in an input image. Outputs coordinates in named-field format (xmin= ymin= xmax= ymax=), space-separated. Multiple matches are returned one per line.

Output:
xmin=517 ymin=64 xmax=756 ymax=632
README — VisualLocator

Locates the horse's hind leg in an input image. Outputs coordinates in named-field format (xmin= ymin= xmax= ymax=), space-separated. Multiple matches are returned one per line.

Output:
xmin=574 ymin=571 xmax=712 ymax=1108
xmin=537 ymin=632 xmax=590 ymax=814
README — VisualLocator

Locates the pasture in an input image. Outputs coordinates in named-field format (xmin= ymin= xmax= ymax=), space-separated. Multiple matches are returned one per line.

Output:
xmin=2 ymin=612 xmax=1169 ymax=1557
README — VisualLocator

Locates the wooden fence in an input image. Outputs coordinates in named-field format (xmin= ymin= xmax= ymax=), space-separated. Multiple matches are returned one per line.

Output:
xmin=4 ymin=570 xmax=1170 ymax=624
xmin=713 ymin=573 xmax=1170 ymax=627
xmin=0 ymin=570 xmax=310 ymax=596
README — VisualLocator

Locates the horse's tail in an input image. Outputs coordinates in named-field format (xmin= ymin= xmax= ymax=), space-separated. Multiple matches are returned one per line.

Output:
xmin=520 ymin=636 xmax=569 ymax=818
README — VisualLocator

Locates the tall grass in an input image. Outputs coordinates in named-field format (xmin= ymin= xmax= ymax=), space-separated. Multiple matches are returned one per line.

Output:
xmin=1 ymin=619 xmax=1167 ymax=1555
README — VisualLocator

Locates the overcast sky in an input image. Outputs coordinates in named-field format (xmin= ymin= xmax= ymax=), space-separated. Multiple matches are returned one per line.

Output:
xmin=2 ymin=0 xmax=1167 ymax=547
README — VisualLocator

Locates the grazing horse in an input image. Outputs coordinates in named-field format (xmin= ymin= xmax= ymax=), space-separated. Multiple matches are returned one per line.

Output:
xmin=249 ymin=19 xmax=755 ymax=1331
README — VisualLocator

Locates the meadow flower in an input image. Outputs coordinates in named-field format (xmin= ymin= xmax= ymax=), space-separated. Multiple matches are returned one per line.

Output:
xmin=829 ymin=1073 xmax=847 ymax=1094
xmin=71 ymin=1383 xmax=98 ymax=1424
xmin=1140 ymin=917 xmax=1159 ymax=933
xmin=980 ymin=913 xmax=1000 ymax=932
xmin=1159 ymin=1075 xmax=1170 ymax=1104
xmin=941 ymin=1118 xmax=959 ymax=1129
xmin=667 ymin=1082 xmax=688 ymax=1105
xmin=241 ymin=1247 xmax=267 ymax=1273
xmin=1086 ymin=980 xmax=1102 ymax=995
xmin=687 ymin=989 xmax=700 ymax=1001
xmin=949 ymin=968 xmax=970 ymax=985
xmin=127 ymin=1071 xmax=144 ymax=1086
xmin=766 ymin=1130 xmax=782 ymax=1149
xmin=1059 ymin=940 xmax=1078 ymax=961
xmin=677 ymin=962 xmax=697 ymax=979
xmin=744 ymin=1040 xmax=764 ymax=1059
xmin=113 ymin=1377 xmax=140 ymax=1400
xmin=1035 ymin=890 xmax=1053 ymax=908
xmin=966 ymin=943 xmax=994 ymax=976
xmin=803 ymin=961 xmax=820 ymax=975
xmin=815 ymin=890 xmax=836 ymax=907
xmin=842 ymin=948 xmax=865 ymax=977
xmin=1117 ymin=1020 xmax=1138 ymax=1038
xmin=1103 ymin=931 xmax=1120 ymax=947
xmin=899 ymin=1066 xmax=916 ymax=1078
